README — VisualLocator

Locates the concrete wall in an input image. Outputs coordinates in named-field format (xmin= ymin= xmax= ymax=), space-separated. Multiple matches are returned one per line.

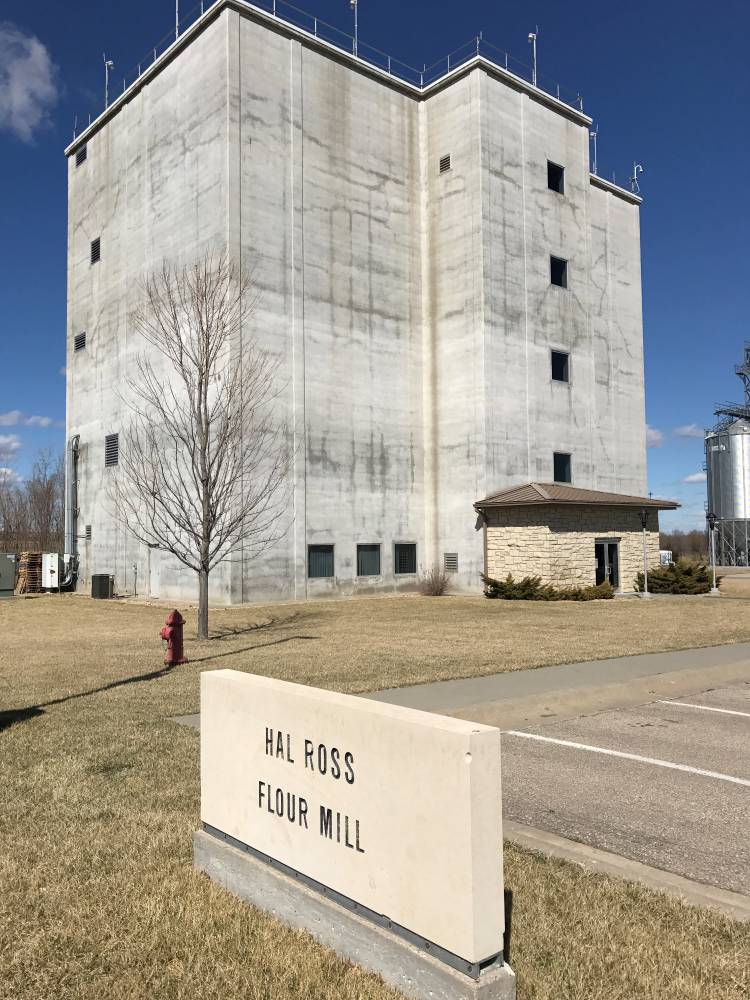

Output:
xmin=484 ymin=506 xmax=660 ymax=591
xmin=66 ymin=4 xmax=648 ymax=605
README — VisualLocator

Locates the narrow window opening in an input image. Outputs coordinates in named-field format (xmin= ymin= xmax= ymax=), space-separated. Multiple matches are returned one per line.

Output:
xmin=74 ymin=332 xmax=87 ymax=352
xmin=551 ymin=350 xmax=569 ymax=383
xmin=90 ymin=237 xmax=101 ymax=265
xmin=394 ymin=543 xmax=417 ymax=575
xmin=444 ymin=552 xmax=459 ymax=574
xmin=76 ymin=145 xmax=87 ymax=167
xmin=439 ymin=154 xmax=451 ymax=174
xmin=553 ymin=452 xmax=572 ymax=484
xmin=308 ymin=544 xmax=334 ymax=579
xmin=547 ymin=161 xmax=564 ymax=194
xmin=550 ymin=255 xmax=568 ymax=288
xmin=357 ymin=543 xmax=381 ymax=577
xmin=104 ymin=433 xmax=119 ymax=467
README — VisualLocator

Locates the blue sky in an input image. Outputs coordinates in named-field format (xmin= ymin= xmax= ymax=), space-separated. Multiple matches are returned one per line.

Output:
xmin=1 ymin=0 xmax=748 ymax=527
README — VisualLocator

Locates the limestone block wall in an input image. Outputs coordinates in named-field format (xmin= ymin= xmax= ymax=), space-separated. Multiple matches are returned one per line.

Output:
xmin=484 ymin=505 xmax=660 ymax=591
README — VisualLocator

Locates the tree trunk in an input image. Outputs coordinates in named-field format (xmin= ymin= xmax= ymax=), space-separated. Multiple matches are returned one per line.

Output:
xmin=198 ymin=567 xmax=209 ymax=640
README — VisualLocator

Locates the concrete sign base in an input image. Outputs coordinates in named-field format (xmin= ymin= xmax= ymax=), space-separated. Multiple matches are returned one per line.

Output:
xmin=194 ymin=828 xmax=516 ymax=1000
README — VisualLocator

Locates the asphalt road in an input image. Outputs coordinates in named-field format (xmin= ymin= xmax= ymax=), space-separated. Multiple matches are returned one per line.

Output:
xmin=502 ymin=683 xmax=750 ymax=895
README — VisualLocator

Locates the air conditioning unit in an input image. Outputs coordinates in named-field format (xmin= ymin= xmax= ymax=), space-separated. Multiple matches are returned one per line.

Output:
xmin=42 ymin=553 xmax=64 ymax=590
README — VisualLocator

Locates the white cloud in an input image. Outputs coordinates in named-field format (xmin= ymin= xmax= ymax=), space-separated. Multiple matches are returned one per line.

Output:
xmin=0 ymin=409 xmax=22 ymax=426
xmin=25 ymin=414 xmax=52 ymax=427
xmin=0 ymin=410 xmax=58 ymax=428
xmin=646 ymin=425 xmax=664 ymax=448
xmin=0 ymin=433 xmax=21 ymax=460
xmin=674 ymin=424 xmax=704 ymax=439
xmin=0 ymin=466 xmax=22 ymax=486
xmin=0 ymin=22 xmax=58 ymax=143
xmin=683 ymin=471 xmax=707 ymax=484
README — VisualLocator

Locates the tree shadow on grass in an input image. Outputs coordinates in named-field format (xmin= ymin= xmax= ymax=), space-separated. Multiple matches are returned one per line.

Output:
xmin=0 ymin=663 xmax=177 ymax=735
xmin=207 ymin=610 xmax=317 ymax=642
xmin=190 ymin=634 xmax=319 ymax=663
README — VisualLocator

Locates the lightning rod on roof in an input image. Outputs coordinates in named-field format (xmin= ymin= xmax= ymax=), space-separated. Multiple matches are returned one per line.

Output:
xmin=349 ymin=0 xmax=358 ymax=57
xmin=630 ymin=162 xmax=643 ymax=195
xmin=589 ymin=124 xmax=598 ymax=176
xmin=103 ymin=53 xmax=114 ymax=109
xmin=527 ymin=26 xmax=538 ymax=87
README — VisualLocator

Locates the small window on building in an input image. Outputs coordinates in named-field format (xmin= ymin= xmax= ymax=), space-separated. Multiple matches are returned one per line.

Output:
xmin=551 ymin=349 xmax=569 ymax=382
xmin=553 ymin=452 xmax=572 ymax=484
xmin=74 ymin=332 xmax=87 ymax=352
xmin=85 ymin=525 xmax=92 ymax=540
xmin=550 ymin=256 xmax=568 ymax=288
xmin=90 ymin=237 xmax=101 ymax=265
xmin=357 ymin=543 xmax=381 ymax=577
xmin=547 ymin=161 xmax=564 ymax=194
xmin=308 ymin=544 xmax=334 ymax=578
xmin=444 ymin=552 xmax=459 ymax=573
xmin=394 ymin=543 xmax=417 ymax=575
xmin=76 ymin=145 xmax=87 ymax=167
xmin=439 ymin=154 xmax=451 ymax=174
xmin=104 ymin=433 xmax=119 ymax=467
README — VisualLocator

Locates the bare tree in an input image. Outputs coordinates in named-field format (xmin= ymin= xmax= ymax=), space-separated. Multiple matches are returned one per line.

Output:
xmin=112 ymin=250 xmax=289 ymax=639
xmin=0 ymin=451 xmax=64 ymax=553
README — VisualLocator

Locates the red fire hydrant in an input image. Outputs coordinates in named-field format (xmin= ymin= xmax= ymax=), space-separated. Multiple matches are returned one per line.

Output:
xmin=160 ymin=610 xmax=188 ymax=666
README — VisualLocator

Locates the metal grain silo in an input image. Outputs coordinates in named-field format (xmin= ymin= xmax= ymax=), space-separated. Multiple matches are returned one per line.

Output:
xmin=705 ymin=345 xmax=750 ymax=564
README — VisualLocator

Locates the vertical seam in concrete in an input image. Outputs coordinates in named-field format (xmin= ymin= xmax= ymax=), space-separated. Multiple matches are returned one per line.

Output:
xmin=476 ymin=70 xmax=487 ymax=508
xmin=237 ymin=14 xmax=244 ymax=602
xmin=520 ymin=96 xmax=531 ymax=478
xmin=583 ymin=137 xmax=596 ymax=488
xmin=419 ymin=99 xmax=438 ymax=567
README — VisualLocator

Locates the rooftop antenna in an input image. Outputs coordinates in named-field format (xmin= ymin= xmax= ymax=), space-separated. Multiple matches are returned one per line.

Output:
xmin=73 ymin=114 xmax=78 ymax=140
xmin=349 ymin=0 xmax=358 ymax=57
xmin=176 ymin=0 xmax=179 ymax=40
xmin=103 ymin=53 xmax=114 ymax=109
xmin=630 ymin=162 xmax=643 ymax=195
xmin=589 ymin=124 xmax=598 ymax=175
xmin=527 ymin=26 xmax=538 ymax=87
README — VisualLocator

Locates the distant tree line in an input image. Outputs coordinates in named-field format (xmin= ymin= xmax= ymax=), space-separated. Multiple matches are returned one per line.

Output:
xmin=0 ymin=451 xmax=64 ymax=554
xmin=659 ymin=528 xmax=707 ymax=561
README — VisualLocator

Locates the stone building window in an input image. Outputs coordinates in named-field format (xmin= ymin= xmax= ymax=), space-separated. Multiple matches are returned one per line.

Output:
xmin=553 ymin=452 xmax=571 ymax=483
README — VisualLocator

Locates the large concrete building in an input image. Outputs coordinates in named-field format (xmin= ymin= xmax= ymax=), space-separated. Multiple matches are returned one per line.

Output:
xmin=65 ymin=0 xmax=650 ymax=604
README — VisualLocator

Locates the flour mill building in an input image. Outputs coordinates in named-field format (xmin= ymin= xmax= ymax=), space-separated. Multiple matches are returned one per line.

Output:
xmin=65 ymin=0 xmax=665 ymax=603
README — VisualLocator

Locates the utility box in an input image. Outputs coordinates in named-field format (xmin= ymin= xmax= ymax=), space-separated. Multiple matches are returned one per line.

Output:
xmin=91 ymin=574 xmax=114 ymax=599
xmin=0 ymin=553 xmax=16 ymax=598
xmin=42 ymin=553 xmax=63 ymax=590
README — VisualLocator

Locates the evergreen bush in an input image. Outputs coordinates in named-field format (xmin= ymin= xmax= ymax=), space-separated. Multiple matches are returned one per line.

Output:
xmin=634 ymin=558 xmax=719 ymax=595
xmin=482 ymin=573 xmax=615 ymax=601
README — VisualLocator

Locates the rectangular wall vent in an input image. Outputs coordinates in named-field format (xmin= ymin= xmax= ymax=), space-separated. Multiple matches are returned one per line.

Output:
xmin=76 ymin=145 xmax=87 ymax=167
xmin=90 ymin=237 xmax=101 ymax=265
xmin=439 ymin=154 xmax=452 ymax=174
xmin=74 ymin=332 xmax=87 ymax=352
xmin=443 ymin=552 xmax=459 ymax=573
xmin=85 ymin=525 xmax=92 ymax=540
xmin=104 ymin=433 xmax=119 ymax=467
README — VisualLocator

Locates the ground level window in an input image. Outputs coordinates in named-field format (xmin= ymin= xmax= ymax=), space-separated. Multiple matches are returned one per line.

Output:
xmin=394 ymin=543 xmax=417 ymax=575
xmin=553 ymin=452 xmax=571 ymax=483
xmin=357 ymin=543 xmax=381 ymax=576
xmin=308 ymin=545 xmax=334 ymax=578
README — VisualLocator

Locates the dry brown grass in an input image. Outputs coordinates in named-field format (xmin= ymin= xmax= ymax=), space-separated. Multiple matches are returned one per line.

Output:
xmin=1 ymin=593 xmax=749 ymax=999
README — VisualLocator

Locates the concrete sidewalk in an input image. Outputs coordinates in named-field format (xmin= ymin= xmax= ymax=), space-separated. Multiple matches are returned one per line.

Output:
xmin=364 ymin=642 xmax=750 ymax=730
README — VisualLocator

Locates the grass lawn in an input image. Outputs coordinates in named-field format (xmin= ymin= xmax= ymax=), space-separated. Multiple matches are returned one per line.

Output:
xmin=1 ymin=593 xmax=749 ymax=999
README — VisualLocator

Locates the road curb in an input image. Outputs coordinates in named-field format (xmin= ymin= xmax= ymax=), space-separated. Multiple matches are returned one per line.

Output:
xmin=504 ymin=820 xmax=750 ymax=923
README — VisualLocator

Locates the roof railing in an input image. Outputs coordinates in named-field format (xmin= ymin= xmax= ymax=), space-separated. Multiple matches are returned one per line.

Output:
xmin=72 ymin=0 xmax=585 ymax=138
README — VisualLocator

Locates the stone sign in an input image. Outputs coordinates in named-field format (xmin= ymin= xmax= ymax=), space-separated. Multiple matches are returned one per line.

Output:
xmin=200 ymin=669 xmax=505 ymax=966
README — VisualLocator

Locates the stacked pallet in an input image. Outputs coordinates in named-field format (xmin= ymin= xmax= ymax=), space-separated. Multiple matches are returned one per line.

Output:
xmin=14 ymin=552 xmax=42 ymax=595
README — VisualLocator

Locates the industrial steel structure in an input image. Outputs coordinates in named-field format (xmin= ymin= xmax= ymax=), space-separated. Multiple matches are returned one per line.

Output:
xmin=705 ymin=344 xmax=750 ymax=565
xmin=64 ymin=0 xmax=648 ymax=603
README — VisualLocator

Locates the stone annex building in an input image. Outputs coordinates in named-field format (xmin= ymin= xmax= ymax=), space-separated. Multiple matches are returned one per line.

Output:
xmin=64 ymin=0 xmax=677 ymax=604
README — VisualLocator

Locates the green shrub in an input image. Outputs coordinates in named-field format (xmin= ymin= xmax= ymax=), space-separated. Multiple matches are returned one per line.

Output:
xmin=634 ymin=558 xmax=720 ymax=595
xmin=481 ymin=573 xmax=615 ymax=601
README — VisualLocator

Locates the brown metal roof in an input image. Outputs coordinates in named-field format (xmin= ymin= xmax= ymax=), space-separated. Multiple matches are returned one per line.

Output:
xmin=474 ymin=482 xmax=680 ymax=511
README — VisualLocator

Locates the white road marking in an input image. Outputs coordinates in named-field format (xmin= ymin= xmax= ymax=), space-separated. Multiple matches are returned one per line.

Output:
xmin=657 ymin=700 xmax=750 ymax=719
xmin=504 ymin=731 xmax=750 ymax=788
